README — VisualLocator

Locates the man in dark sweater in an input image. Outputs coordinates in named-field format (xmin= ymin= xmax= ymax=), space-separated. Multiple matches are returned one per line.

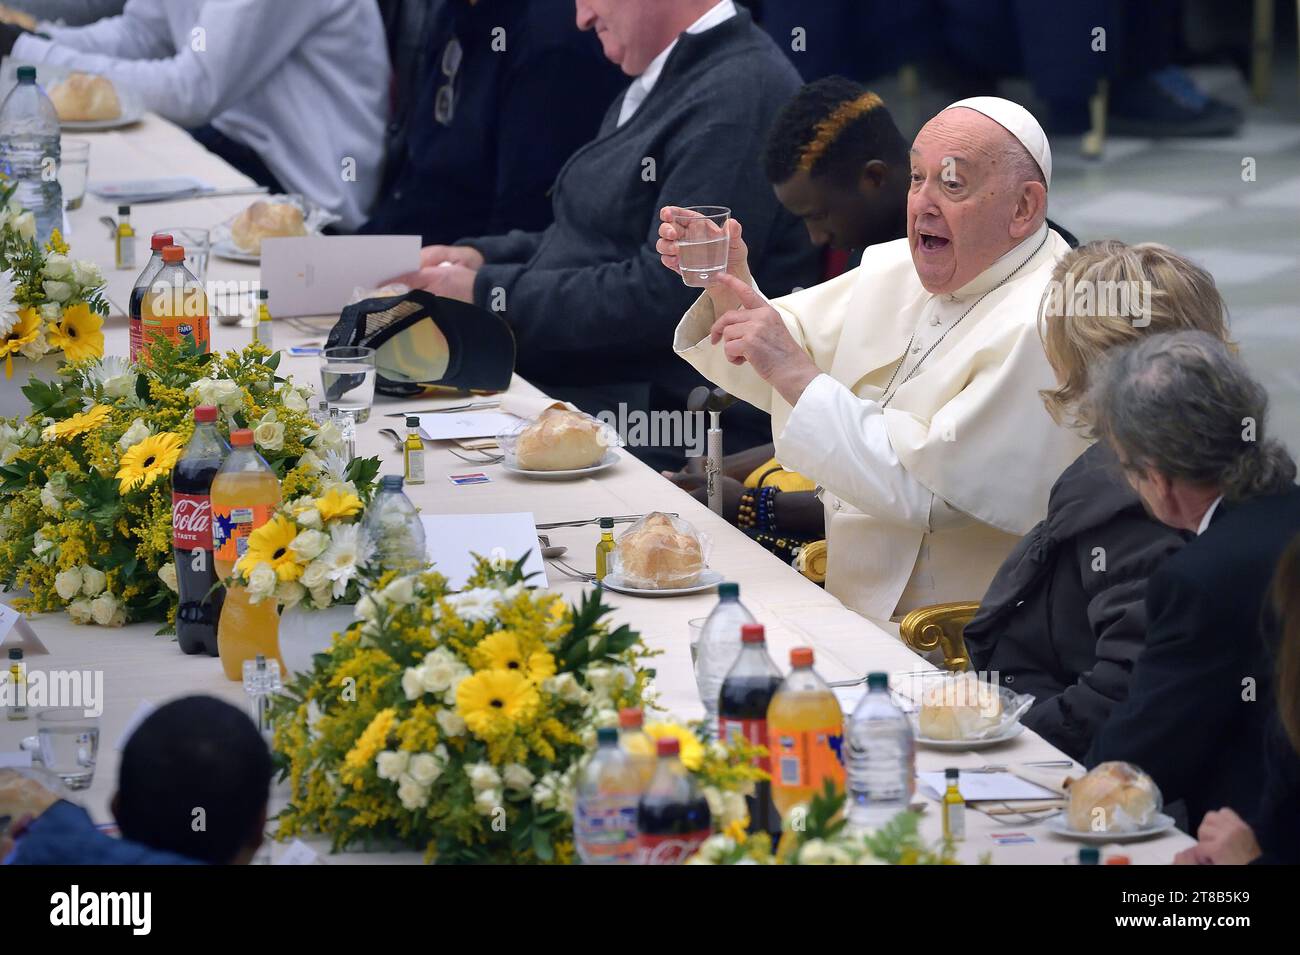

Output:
xmin=398 ymin=1 xmax=821 ymax=470
xmin=362 ymin=0 xmax=625 ymax=245
xmin=1085 ymin=331 xmax=1300 ymax=833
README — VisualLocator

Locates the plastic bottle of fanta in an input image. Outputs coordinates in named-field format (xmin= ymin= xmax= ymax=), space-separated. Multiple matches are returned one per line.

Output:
xmin=766 ymin=647 xmax=846 ymax=821
xmin=140 ymin=244 xmax=210 ymax=357
xmin=211 ymin=428 xmax=283 ymax=680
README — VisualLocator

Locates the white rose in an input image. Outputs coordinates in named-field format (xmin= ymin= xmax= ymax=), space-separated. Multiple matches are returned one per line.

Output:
xmin=408 ymin=753 xmax=443 ymax=787
xmin=435 ymin=707 xmax=466 ymax=737
xmin=308 ymin=583 xmax=334 ymax=607
xmin=401 ymin=666 xmax=425 ymax=701
xmin=300 ymin=559 xmax=330 ymax=590
xmin=354 ymin=592 xmax=378 ymax=623
xmin=39 ymin=302 xmax=62 ymax=322
xmin=18 ymin=326 xmax=47 ymax=362
xmin=190 ymin=377 xmax=243 ymax=413
xmin=253 ymin=420 xmax=285 ymax=452
xmin=158 ymin=562 xmax=178 ymax=593
xmin=72 ymin=259 xmax=103 ymax=289
xmin=396 ymin=774 xmax=429 ymax=811
xmin=33 ymin=529 xmax=56 ymax=563
xmin=296 ymin=506 xmax=323 ymax=529
xmin=40 ymin=483 xmax=62 ymax=514
xmin=473 ymin=788 xmax=501 ymax=816
xmin=543 ymin=672 xmax=589 ymax=705
xmin=117 ymin=418 xmax=152 ymax=452
xmin=67 ymin=597 xmax=95 ymax=624
xmin=296 ymin=450 xmax=323 ymax=474
xmin=89 ymin=592 xmax=125 ymax=627
xmin=502 ymin=764 xmax=535 ymax=793
xmin=379 ymin=575 xmax=415 ymax=606
xmin=247 ymin=563 xmax=277 ymax=602
xmin=420 ymin=657 xmax=463 ymax=695
xmin=275 ymin=580 xmax=306 ymax=608
xmin=281 ymin=388 xmax=308 ymax=412
xmin=466 ymin=762 xmax=501 ymax=792
xmin=312 ymin=421 xmax=344 ymax=454
xmin=290 ymin=529 xmax=329 ymax=562
xmin=79 ymin=565 xmax=107 ymax=596
xmin=54 ymin=567 xmax=83 ymax=601
xmin=43 ymin=254 xmax=73 ymax=281
xmin=42 ymin=280 xmax=72 ymax=303
xmin=375 ymin=750 xmax=409 ymax=782
xmin=797 ymin=839 xmax=851 ymax=866
xmin=103 ymin=373 xmax=134 ymax=400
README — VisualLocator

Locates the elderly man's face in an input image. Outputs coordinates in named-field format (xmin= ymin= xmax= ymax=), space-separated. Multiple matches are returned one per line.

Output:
xmin=576 ymin=0 xmax=674 ymax=76
xmin=907 ymin=109 xmax=1038 ymax=294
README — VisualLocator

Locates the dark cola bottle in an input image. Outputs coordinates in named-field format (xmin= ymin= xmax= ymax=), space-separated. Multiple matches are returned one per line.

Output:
xmin=718 ymin=623 xmax=784 ymax=841
xmin=636 ymin=737 xmax=711 ymax=864
xmin=172 ymin=405 xmax=229 ymax=655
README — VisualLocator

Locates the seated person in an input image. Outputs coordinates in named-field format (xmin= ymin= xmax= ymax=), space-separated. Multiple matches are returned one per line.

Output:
xmin=1085 ymin=331 xmax=1300 ymax=831
xmin=963 ymin=241 xmax=1231 ymax=761
xmin=1175 ymin=534 xmax=1300 ymax=865
xmin=4 ymin=0 xmax=390 ymax=230
xmin=396 ymin=0 xmax=821 ymax=472
xmin=5 ymin=696 xmax=272 ymax=865
xmin=361 ymin=0 xmax=626 ymax=245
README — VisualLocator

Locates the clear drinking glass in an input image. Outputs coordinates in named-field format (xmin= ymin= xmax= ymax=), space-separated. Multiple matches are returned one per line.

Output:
xmin=688 ymin=617 xmax=708 ymax=667
xmin=59 ymin=139 xmax=90 ymax=210
xmin=160 ymin=226 xmax=211 ymax=287
xmin=320 ymin=346 xmax=377 ymax=424
xmin=674 ymin=206 xmax=730 ymax=287
xmin=36 ymin=709 xmax=99 ymax=790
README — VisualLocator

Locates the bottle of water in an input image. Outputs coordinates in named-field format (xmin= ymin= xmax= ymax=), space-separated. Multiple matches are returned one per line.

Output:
xmin=573 ymin=727 xmax=641 ymax=865
xmin=693 ymin=582 xmax=755 ymax=737
xmin=845 ymin=671 xmax=915 ymax=832
xmin=0 ymin=67 xmax=63 ymax=246
xmin=362 ymin=475 xmax=426 ymax=572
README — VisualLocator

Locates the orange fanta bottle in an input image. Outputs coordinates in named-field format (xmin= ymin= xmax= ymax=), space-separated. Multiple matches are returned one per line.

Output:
xmin=766 ymin=647 xmax=846 ymax=821
xmin=140 ymin=244 xmax=210 ymax=357
xmin=211 ymin=428 xmax=283 ymax=680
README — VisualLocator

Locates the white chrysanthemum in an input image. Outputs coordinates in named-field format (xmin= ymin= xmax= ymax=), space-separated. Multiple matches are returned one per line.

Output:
xmin=396 ymin=774 xmax=430 ymax=811
xmin=445 ymin=587 xmax=499 ymax=623
xmin=321 ymin=523 xmax=375 ymax=597
xmin=84 ymin=355 xmax=135 ymax=400
xmin=0 ymin=268 xmax=18 ymax=337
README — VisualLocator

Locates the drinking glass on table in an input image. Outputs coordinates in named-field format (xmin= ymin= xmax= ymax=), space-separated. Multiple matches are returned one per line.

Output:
xmin=160 ymin=227 xmax=211 ymax=287
xmin=673 ymin=206 xmax=730 ymax=287
xmin=320 ymin=346 xmax=377 ymax=424
xmin=59 ymin=139 xmax=90 ymax=210
xmin=35 ymin=709 xmax=100 ymax=791
xmin=688 ymin=616 xmax=708 ymax=666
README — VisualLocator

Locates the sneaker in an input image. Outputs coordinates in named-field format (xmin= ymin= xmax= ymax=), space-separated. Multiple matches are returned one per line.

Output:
xmin=1109 ymin=67 xmax=1242 ymax=137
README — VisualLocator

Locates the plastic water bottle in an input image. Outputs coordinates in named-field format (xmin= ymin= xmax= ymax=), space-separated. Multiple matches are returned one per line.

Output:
xmin=692 ymin=581 xmax=755 ymax=737
xmin=844 ymin=671 xmax=915 ymax=832
xmin=362 ymin=475 xmax=426 ymax=572
xmin=0 ymin=66 xmax=63 ymax=246
xmin=573 ymin=727 xmax=640 ymax=865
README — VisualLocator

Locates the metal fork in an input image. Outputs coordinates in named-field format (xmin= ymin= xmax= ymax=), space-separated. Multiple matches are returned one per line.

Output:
xmin=448 ymin=447 xmax=504 ymax=465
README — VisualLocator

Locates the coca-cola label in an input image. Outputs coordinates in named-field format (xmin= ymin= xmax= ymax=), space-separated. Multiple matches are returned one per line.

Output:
xmin=719 ymin=717 xmax=772 ymax=772
xmin=173 ymin=493 xmax=213 ymax=550
xmin=637 ymin=830 xmax=710 ymax=865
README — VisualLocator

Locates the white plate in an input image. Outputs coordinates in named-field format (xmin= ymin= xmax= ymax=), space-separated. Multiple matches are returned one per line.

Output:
xmin=212 ymin=238 xmax=261 ymax=264
xmin=61 ymin=105 xmax=144 ymax=131
xmin=1046 ymin=812 xmax=1177 ymax=843
xmin=502 ymin=451 xmax=619 ymax=480
xmin=601 ymin=569 xmax=724 ymax=598
xmin=914 ymin=723 xmax=1025 ymax=750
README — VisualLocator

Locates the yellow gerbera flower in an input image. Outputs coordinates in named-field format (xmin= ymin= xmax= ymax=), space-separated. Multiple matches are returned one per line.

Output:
xmin=236 ymin=514 xmax=304 ymax=581
xmin=316 ymin=487 xmax=363 ymax=523
xmin=644 ymin=722 xmax=705 ymax=771
xmin=527 ymin=650 xmax=556 ymax=682
xmin=46 ymin=303 xmax=104 ymax=363
xmin=115 ymin=431 xmax=184 ymax=492
xmin=474 ymin=631 xmax=524 ymax=671
xmin=43 ymin=403 xmax=112 ymax=442
xmin=0 ymin=307 xmax=42 ymax=378
xmin=456 ymin=668 xmax=540 ymax=738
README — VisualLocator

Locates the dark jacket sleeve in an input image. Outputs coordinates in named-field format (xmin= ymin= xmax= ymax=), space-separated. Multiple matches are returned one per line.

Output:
xmin=457 ymin=227 xmax=548 ymax=265
xmin=1024 ymin=515 xmax=1184 ymax=758
xmin=1252 ymin=721 xmax=1300 ymax=864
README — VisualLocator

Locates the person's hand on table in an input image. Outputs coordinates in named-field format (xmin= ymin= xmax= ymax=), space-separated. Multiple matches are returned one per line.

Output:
xmin=0 ymin=769 xmax=60 ymax=859
xmin=395 ymin=263 xmax=478 ymax=303
xmin=1174 ymin=808 xmax=1262 ymax=865
xmin=657 ymin=207 xmax=753 ymax=313
xmin=418 ymin=245 xmax=485 ymax=271
xmin=708 ymin=273 xmax=820 ymax=405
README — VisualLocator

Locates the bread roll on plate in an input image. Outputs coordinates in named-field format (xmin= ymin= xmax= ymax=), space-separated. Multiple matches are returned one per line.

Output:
xmin=1066 ymin=761 xmax=1161 ymax=833
xmin=614 ymin=512 xmax=704 ymax=589
xmin=231 ymin=200 xmax=307 ymax=254
xmin=514 ymin=408 xmax=607 ymax=471
xmin=49 ymin=72 xmax=122 ymax=122
xmin=918 ymin=677 xmax=1004 ymax=740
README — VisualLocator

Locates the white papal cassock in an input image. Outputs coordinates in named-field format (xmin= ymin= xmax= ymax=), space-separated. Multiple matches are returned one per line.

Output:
xmin=674 ymin=222 xmax=1090 ymax=622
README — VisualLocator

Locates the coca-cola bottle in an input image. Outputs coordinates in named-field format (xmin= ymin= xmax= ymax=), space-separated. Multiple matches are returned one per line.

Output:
xmin=172 ymin=405 xmax=229 ymax=655
xmin=636 ymin=737 xmax=711 ymax=864
xmin=718 ymin=623 xmax=783 ymax=840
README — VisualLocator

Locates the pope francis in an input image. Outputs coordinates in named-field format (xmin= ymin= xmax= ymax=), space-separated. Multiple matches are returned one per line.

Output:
xmin=657 ymin=97 xmax=1089 ymax=622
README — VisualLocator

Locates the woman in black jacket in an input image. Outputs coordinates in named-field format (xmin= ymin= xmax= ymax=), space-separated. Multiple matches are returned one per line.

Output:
xmin=962 ymin=240 xmax=1231 ymax=761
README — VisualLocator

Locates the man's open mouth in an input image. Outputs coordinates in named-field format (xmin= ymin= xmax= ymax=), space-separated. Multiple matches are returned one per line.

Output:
xmin=919 ymin=232 xmax=951 ymax=252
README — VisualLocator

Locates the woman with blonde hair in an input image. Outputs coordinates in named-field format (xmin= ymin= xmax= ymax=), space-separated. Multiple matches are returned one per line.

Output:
xmin=963 ymin=240 xmax=1232 ymax=761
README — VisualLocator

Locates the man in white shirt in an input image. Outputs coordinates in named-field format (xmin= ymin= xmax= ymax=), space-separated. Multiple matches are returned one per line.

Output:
xmin=11 ymin=0 xmax=389 ymax=230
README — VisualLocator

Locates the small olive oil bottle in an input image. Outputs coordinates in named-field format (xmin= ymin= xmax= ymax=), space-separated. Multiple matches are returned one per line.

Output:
xmin=253 ymin=289 xmax=273 ymax=348
xmin=403 ymin=415 xmax=425 ymax=485
xmin=941 ymin=767 xmax=965 ymax=842
xmin=594 ymin=517 xmax=615 ymax=581
xmin=115 ymin=205 xmax=136 ymax=270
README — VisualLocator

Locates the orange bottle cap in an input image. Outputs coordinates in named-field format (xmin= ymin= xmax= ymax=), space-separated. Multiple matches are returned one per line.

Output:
xmin=161 ymin=245 xmax=186 ymax=263
xmin=790 ymin=647 xmax=814 ymax=667
xmin=230 ymin=429 xmax=253 ymax=446
xmin=618 ymin=707 xmax=643 ymax=728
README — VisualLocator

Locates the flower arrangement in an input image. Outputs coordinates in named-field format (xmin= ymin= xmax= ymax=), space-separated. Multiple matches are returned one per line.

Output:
xmin=0 ymin=335 xmax=378 ymax=629
xmin=0 ymin=183 xmax=110 ymax=377
xmin=271 ymin=557 xmax=764 ymax=863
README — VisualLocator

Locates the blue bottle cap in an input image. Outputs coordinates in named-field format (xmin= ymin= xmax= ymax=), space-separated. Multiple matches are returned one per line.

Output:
xmin=717 ymin=582 xmax=739 ymax=598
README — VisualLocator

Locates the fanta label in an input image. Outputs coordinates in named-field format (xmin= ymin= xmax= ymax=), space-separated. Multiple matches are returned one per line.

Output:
xmin=212 ymin=502 xmax=273 ymax=563
xmin=768 ymin=725 xmax=846 ymax=792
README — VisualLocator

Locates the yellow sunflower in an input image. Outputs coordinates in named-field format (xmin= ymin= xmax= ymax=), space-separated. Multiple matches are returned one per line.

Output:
xmin=456 ymin=668 xmax=540 ymax=737
xmin=0 ymin=308 xmax=42 ymax=378
xmin=44 ymin=403 xmax=112 ymax=442
xmin=316 ymin=488 xmax=363 ymax=523
xmin=115 ymin=431 xmax=184 ymax=492
xmin=644 ymin=722 xmax=705 ymax=771
xmin=46 ymin=303 xmax=104 ymax=363
xmin=236 ymin=514 xmax=304 ymax=581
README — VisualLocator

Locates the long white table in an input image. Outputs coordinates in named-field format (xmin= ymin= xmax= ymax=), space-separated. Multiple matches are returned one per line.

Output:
xmin=0 ymin=114 xmax=1194 ymax=865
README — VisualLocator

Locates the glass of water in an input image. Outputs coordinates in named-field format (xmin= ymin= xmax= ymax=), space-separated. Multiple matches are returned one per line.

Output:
xmin=159 ymin=226 xmax=211 ymax=287
xmin=36 ymin=709 xmax=99 ymax=791
xmin=673 ymin=206 xmax=730 ymax=287
xmin=688 ymin=616 xmax=708 ymax=667
xmin=59 ymin=139 xmax=90 ymax=210
xmin=320 ymin=346 xmax=377 ymax=424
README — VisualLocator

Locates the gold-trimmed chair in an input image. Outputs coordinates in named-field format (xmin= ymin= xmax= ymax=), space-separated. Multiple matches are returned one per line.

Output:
xmin=897 ymin=601 xmax=979 ymax=672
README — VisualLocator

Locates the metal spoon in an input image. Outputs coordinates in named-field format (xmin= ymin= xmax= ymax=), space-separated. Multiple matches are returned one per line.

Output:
xmin=537 ymin=534 xmax=567 ymax=560
xmin=377 ymin=428 xmax=405 ymax=452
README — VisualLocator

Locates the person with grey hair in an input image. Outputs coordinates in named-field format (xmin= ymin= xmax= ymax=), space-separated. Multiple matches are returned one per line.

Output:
xmin=1085 ymin=330 xmax=1300 ymax=834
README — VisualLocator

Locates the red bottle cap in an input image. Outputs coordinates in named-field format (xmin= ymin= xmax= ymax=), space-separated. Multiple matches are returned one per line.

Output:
xmin=741 ymin=623 xmax=765 ymax=644
xmin=151 ymin=233 xmax=174 ymax=251
xmin=193 ymin=405 xmax=217 ymax=423
xmin=618 ymin=707 xmax=643 ymax=729
xmin=230 ymin=428 xmax=253 ymax=447
xmin=1106 ymin=855 xmax=1131 ymax=865
xmin=790 ymin=647 xmax=814 ymax=667
xmin=656 ymin=737 xmax=680 ymax=757
xmin=161 ymin=245 xmax=186 ymax=263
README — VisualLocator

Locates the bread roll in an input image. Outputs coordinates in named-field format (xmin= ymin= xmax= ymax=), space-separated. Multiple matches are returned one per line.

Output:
xmin=1066 ymin=761 xmax=1160 ymax=833
xmin=615 ymin=512 xmax=704 ymax=589
xmin=514 ymin=408 xmax=606 ymax=471
xmin=231 ymin=200 xmax=307 ymax=254
xmin=918 ymin=677 xmax=1004 ymax=740
xmin=49 ymin=73 xmax=122 ymax=122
